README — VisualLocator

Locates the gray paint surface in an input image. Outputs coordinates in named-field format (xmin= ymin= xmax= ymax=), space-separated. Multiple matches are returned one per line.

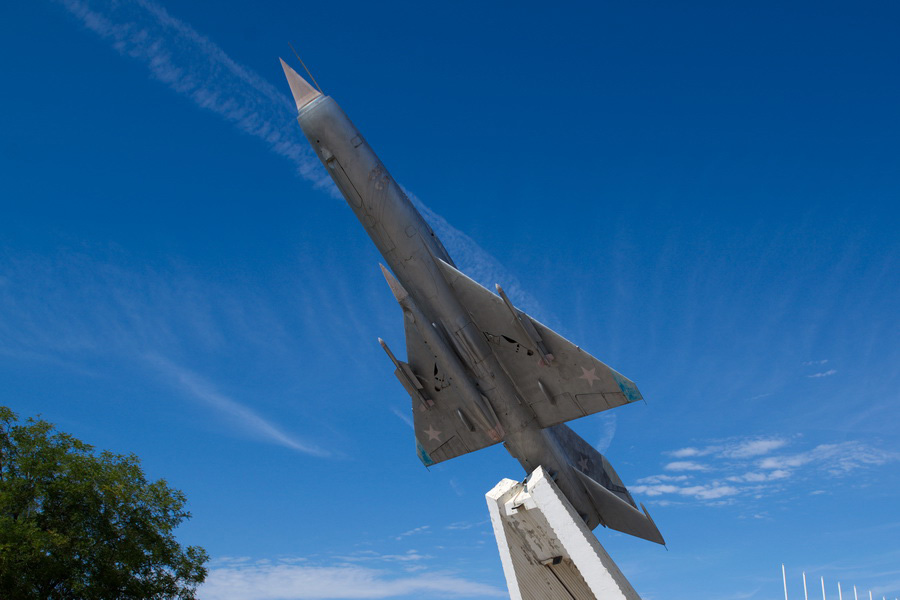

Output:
xmin=280 ymin=60 xmax=664 ymax=545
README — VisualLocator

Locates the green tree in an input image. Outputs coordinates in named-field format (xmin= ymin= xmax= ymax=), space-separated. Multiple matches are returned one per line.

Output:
xmin=0 ymin=406 xmax=208 ymax=599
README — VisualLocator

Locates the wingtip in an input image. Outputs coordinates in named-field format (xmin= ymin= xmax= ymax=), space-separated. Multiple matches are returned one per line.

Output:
xmin=279 ymin=57 xmax=321 ymax=111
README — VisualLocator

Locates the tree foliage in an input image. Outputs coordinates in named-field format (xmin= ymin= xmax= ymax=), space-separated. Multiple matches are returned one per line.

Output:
xmin=0 ymin=406 xmax=208 ymax=599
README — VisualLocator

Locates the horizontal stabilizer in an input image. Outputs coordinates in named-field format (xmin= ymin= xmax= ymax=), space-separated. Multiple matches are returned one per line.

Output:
xmin=574 ymin=469 xmax=665 ymax=545
xmin=552 ymin=423 xmax=665 ymax=545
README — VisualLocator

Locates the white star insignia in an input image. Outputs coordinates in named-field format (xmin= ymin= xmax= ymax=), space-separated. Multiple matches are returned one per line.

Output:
xmin=423 ymin=425 xmax=441 ymax=442
xmin=579 ymin=366 xmax=600 ymax=387
xmin=577 ymin=456 xmax=590 ymax=471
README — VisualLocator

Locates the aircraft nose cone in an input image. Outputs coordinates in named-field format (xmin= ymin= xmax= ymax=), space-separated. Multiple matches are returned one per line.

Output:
xmin=279 ymin=58 xmax=322 ymax=111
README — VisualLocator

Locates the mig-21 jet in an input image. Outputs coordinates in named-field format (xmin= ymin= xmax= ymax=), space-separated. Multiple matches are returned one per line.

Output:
xmin=281 ymin=59 xmax=664 ymax=545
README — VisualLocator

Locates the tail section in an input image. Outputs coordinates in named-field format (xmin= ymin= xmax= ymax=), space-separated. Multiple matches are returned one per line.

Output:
xmin=552 ymin=424 xmax=665 ymax=545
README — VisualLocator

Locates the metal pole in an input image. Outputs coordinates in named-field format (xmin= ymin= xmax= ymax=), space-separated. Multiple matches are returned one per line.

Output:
xmin=783 ymin=564 xmax=789 ymax=600
xmin=854 ymin=586 xmax=858 ymax=600
xmin=822 ymin=576 xmax=827 ymax=600
xmin=839 ymin=582 xmax=843 ymax=600
xmin=804 ymin=572 xmax=809 ymax=600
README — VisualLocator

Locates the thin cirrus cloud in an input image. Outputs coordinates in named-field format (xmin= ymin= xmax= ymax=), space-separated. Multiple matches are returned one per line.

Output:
xmin=145 ymin=354 xmax=329 ymax=456
xmin=807 ymin=369 xmax=838 ymax=378
xmin=757 ymin=441 xmax=898 ymax=475
xmin=394 ymin=525 xmax=430 ymax=541
xmin=634 ymin=436 xmax=897 ymax=505
xmin=0 ymin=251 xmax=329 ymax=456
xmin=52 ymin=0 xmax=545 ymax=319
xmin=667 ymin=437 xmax=789 ymax=460
xmin=54 ymin=0 xmax=332 ymax=193
xmin=202 ymin=558 xmax=506 ymax=600
xmin=664 ymin=461 xmax=710 ymax=472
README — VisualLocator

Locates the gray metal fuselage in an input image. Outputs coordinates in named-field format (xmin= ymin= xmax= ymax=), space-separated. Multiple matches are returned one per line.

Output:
xmin=296 ymin=95 xmax=602 ymax=527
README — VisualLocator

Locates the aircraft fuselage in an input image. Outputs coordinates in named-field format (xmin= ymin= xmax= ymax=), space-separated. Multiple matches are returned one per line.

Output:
xmin=296 ymin=93 xmax=601 ymax=525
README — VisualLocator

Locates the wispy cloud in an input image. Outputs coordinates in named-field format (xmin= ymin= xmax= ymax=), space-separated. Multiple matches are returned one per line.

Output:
xmin=54 ymin=0 xmax=546 ymax=323
xmin=727 ymin=438 xmax=790 ymax=458
xmin=390 ymin=406 xmax=414 ymax=430
xmin=55 ymin=0 xmax=332 ymax=192
xmin=664 ymin=461 xmax=710 ymax=472
xmin=333 ymin=550 xmax=431 ymax=564
xmin=808 ymin=369 xmax=838 ymax=378
xmin=637 ymin=474 xmax=691 ymax=484
xmin=407 ymin=191 xmax=545 ymax=319
xmin=146 ymin=355 xmax=328 ymax=456
xmin=632 ymin=482 xmax=740 ymax=500
xmin=758 ymin=441 xmax=897 ymax=474
xmin=803 ymin=359 xmax=829 ymax=366
xmin=0 ymin=251 xmax=328 ymax=454
xmin=594 ymin=412 xmax=617 ymax=454
xmin=637 ymin=436 xmax=898 ymax=506
xmin=394 ymin=525 xmax=430 ymax=541
xmin=202 ymin=558 xmax=505 ymax=599
xmin=725 ymin=469 xmax=791 ymax=483
xmin=668 ymin=437 xmax=788 ymax=460
xmin=445 ymin=520 xmax=488 ymax=531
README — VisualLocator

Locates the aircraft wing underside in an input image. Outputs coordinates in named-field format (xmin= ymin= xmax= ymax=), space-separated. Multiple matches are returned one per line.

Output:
xmin=404 ymin=316 xmax=500 ymax=465
xmin=435 ymin=259 xmax=643 ymax=429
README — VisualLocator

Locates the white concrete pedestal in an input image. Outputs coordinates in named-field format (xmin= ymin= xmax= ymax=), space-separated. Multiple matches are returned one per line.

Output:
xmin=486 ymin=467 xmax=642 ymax=600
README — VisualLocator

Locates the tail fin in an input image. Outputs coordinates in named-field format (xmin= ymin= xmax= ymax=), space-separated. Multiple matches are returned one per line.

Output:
xmin=552 ymin=424 xmax=665 ymax=545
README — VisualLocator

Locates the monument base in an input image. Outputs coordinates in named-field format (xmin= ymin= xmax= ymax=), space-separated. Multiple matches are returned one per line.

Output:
xmin=486 ymin=466 xmax=642 ymax=600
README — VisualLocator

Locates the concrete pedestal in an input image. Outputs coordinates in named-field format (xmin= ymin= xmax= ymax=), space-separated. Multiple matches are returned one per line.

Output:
xmin=486 ymin=467 xmax=643 ymax=600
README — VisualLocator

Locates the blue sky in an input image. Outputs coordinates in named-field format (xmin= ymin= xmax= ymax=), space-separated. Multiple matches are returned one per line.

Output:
xmin=2 ymin=1 xmax=898 ymax=598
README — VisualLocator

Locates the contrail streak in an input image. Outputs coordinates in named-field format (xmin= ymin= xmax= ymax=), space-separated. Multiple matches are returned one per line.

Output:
xmin=55 ymin=0 xmax=332 ymax=191
xmin=146 ymin=354 xmax=330 ymax=456
xmin=53 ymin=0 xmax=544 ymax=317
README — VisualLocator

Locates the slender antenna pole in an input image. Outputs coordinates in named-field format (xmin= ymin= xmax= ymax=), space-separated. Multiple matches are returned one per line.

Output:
xmin=783 ymin=564 xmax=790 ymax=600
xmin=839 ymin=582 xmax=843 ymax=600
xmin=854 ymin=586 xmax=858 ymax=600
xmin=822 ymin=576 xmax=827 ymax=600
xmin=287 ymin=43 xmax=323 ymax=93
xmin=804 ymin=572 xmax=809 ymax=600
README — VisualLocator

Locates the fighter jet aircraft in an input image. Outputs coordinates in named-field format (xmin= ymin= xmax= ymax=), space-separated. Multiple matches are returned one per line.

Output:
xmin=281 ymin=59 xmax=664 ymax=545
